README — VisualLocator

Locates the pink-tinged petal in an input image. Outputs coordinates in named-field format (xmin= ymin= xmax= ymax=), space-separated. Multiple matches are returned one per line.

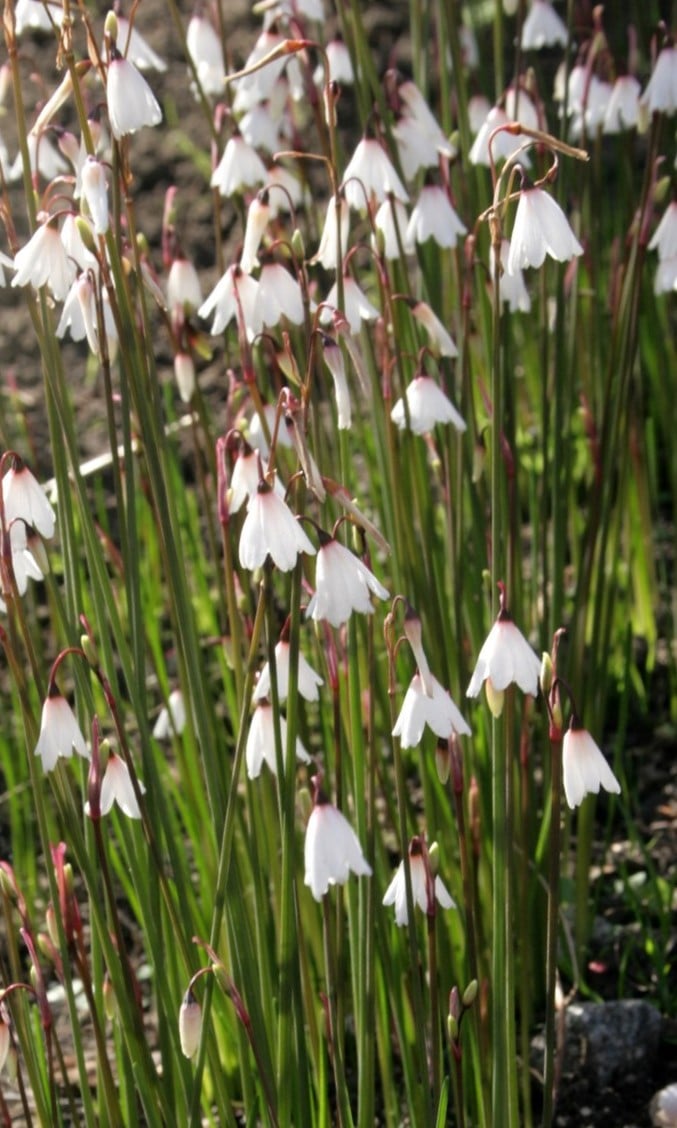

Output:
xmin=100 ymin=755 xmax=145 ymax=818
xmin=562 ymin=727 xmax=621 ymax=809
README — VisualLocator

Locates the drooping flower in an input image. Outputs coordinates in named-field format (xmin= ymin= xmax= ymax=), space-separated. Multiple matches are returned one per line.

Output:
xmin=179 ymin=989 xmax=202 ymax=1058
xmin=239 ymin=482 xmax=316 ymax=572
xmin=466 ymin=585 xmax=541 ymax=717
xmin=12 ymin=220 xmax=76 ymax=302
xmin=152 ymin=689 xmax=186 ymax=740
xmin=106 ymin=46 xmax=162 ymax=140
xmin=240 ymin=190 xmax=271 ymax=274
xmin=210 ymin=134 xmax=267 ymax=198
xmin=186 ymin=11 xmax=225 ymax=95
xmin=391 ymin=373 xmax=466 ymax=435
xmin=311 ymin=193 xmax=350 ymax=270
xmin=255 ymin=263 xmax=304 ymax=328
xmin=392 ymin=673 xmax=471 ymax=748
xmin=562 ymin=718 xmax=621 ymax=809
xmin=97 ymin=752 xmax=146 ymax=819
xmin=383 ymin=837 xmax=456 ymax=926
xmin=520 ymin=0 xmax=568 ymax=50
xmin=253 ymin=639 xmax=324 ymax=703
xmin=34 ymin=690 xmax=89 ymax=773
xmin=6 ymin=519 xmax=43 ymax=595
xmin=114 ymin=15 xmax=167 ymax=72
xmin=409 ymin=299 xmax=458 ymax=358
xmin=306 ymin=532 xmax=389 ymax=628
xmin=640 ymin=44 xmax=677 ymax=119
xmin=239 ymin=103 xmax=281 ymax=155
xmin=198 ymin=263 xmax=261 ymax=338
xmin=341 ymin=138 xmax=409 ymax=211
xmin=321 ymin=335 xmax=352 ymax=429
xmin=507 ymin=182 xmax=583 ymax=274
xmin=603 ymin=74 xmax=641 ymax=133
xmin=491 ymin=239 xmax=531 ymax=313
xmin=321 ymin=37 xmax=354 ymax=85
xmin=81 ymin=157 xmax=109 ymax=235
xmin=167 ymin=256 xmax=203 ymax=314
xmin=406 ymin=185 xmax=466 ymax=249
xmin=398 ymin=80 xmax=456 ymax=161
xmin=321 ymin=275 xmax=379 ymax=334
xmin=648 ymin=201 xmax=677 ymax=261
xmin=372 ymin=198 xmax=414 ymax=261
xmin=469 ymin=105 xmax=530 ymax=168
xmin=653 ymin=255 xmax=677 ymax=295
xmin=245 ymin=701 xmax=311 ymax=779
xmin=231 ymin=29 xmax=289 ymax=113
xmin=2 ymin=457 xmax=56 ymax=538
xmin=304 ymin=781 xmax=372 ymax=900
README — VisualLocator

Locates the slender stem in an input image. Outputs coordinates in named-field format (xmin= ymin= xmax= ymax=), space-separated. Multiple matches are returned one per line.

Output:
xmin=542 ymin=732 xmax=563 ymax=1128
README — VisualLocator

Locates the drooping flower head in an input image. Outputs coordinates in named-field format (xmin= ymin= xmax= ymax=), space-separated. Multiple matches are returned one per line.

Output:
xmin=239 ymin=481 xmax=316 ymax=573
xmin=2 ymin=455 xmax=56 ymax=539
xmin=106 ymin=44 xmax=162 ymax=140
xmin=562 ymin=716 xmax=621 ymax=809
xmin=383 ymin=836 xmax=456 ymax=926
xmin=392 ymin=672 xmax=471 ymax=748
xmin=304 ymin=776 xmax=372 ymax=900
xmin=466 ymin=583 xmax=541 ymax=716
xmin=35 ymin=686 xmax=89 ymax=773
xmin=507 ymin=174 xmax=583 ymax=274
xmin=245 ymin=701 xmax=311 ymax=779
xmin=306 ymin=529 xmax=389 ymax=628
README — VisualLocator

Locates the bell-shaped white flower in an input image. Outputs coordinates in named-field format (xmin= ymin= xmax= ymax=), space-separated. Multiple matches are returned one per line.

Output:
xmin=640 ymin=44 xmax=677 ymax=119
xmin=152 ymin=689 xmax=186 ymax=740
xmin=167 ymin=256 xmax=203 ymax=313
xmin=341 ymin=138 xmax=409 ymax=211
xmin=410 ymin=300 xmax=458 ymax=358
xmin=266 ymin=164 xmax=304 ymax=217
xmin=179 ymin=989 xmax=202 ymax=1059
xmin=654 ymin=255 xmax=677 ymax=295
xmin=406 ymin=185 xmax=466 ymax=249
xmin=248 ymin=403 xmax=294 ymax=458
xmin=491 ymin=239 xmax=531 ymax=313
xmin=304 ymin=786 xmax=372 ymax=900
xmin=322 ymin=37 xmax=354 ymax=85
xmin=98 ymin=752 xmax=145 ymax=819
xmin=239 ymin=104 xmax=281 ymax=155
xmin=6 ymin=520 xmax=43 ymax=595
xmin=504 ymin=85 xmax=541 ymax=132
xmin=399 ymin=80 xmax=456 ymax=160
xmin=239 ymin=482 xmax=316 ymax=572
xmin=321 ymin=275 xmax=379 ymax=333
xmin=15 ymin=0 xmax=63 ymax=34
xmin=246 ymin=701 xmax=311 ymax=779
xmin=186 ymin=12 xmax=225 ymax=95
xmin=255 ymin=263 xmax=304 ymax=328
xmin=521 ymin=0 xmax=568 ymax=50
xmin=306 ymin=534 xmax=389 ymax=628
xmin=107 ymin=48 xmax=162 ymax=140
xmin=228 ymin=446 xmax=283 ymax=513
xmin=321 ymin=335 xmax=352 ymax=429
xmin=174 ymin=354 xmax=195 ymax=403
xmin=603 ymin=75 xmax=641 ymax=133
xmin=34 ymin=691 xmax=89 ymax=773
xmin=372 ymin=198 xmax=414 ymax=260
xmin=383 ymin=837 xmax=456 ymax=926
xmin=562 ymin=719 xmax=621 ymax=809
xmin=392 ymin=672 xmax=470 ymax=748
xmin=240 ymin=191 xmax=271 ymax=274
xmin=466 ymin=589 xmax=541 ymax=716
xmin=81 ymin=157 xmax=109 ymax=235
xmin=311 ymin=194 xmax=350 ymax=270
xmin=60 ymin=213 xmax=98 ymax=275
xmin=210 ymin=134 xmax=267 ymax=198
xmin=253 ymin=639 xmax=324 ymax=703
xmin=469 ymin=105 xmax=530 ymax=168
xmin=393 ymin=115 xmax=445 ymax=180
xmin=9 ymin=131 xmax=68 ymax=183
xmin=2 ymin=459 xmax=56 ymax=538
xmin=12 ymin=220 xmax=76 ymax=302
xmin=198 ymin=264 xmax=261 ymax=339
xmin=391 ymin=373 xmax=466 ymax=435
xmin=507 ymin=183 xmax=583 ymax=274
xmin=231 ymin=30 xmax=289 ymax=113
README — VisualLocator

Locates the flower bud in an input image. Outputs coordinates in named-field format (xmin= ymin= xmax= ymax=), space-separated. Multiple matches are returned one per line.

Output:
xmin=435 ymin=738 xmax=451 ymax=784
xmin=104 ymin=10 xmax=118 ymax=43
xmin=75 ymin=216 xmax=97 ymax=255
xmin=291 ymin=228 xmax=305 ymax=260
xmin=449 ymin=985 xmax=461 ymax=1022
xmin=428 ymin=841 xmax=440 ymax=876
xmin=80 ymin=634 xmax=98 ymax=667
xmin=462 ymin=979 xmax=478 ymax=1008
xmin=179 ymin=989 xmax=202 ymax=1058
xmin=447 ymin=1013 xmax=459 ymax=1042
xmin=174 ymin=353 xmax=196 ymax=403
xmin=540 ymin=651 xmax=553 ymax=697
xmin=485 ymin=680 xmax=505 ymax=718
xmin=103 ymin=973 xmax=117 ymax=1020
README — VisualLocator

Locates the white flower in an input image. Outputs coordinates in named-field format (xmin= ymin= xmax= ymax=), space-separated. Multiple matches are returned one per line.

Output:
xmin=507 ymin=185 xmax=583 ymax=274
xmin=321 ymin=335 xmax=352 ymax=429
xmin=240 ymin=192 xmax=271 ymax=273
xmin=383 ymin=839 xmax=456 ymax=926
xmin=521 ymin=0 xmax=568 ymax=50
xmin=466 ymin=595 xmax=541 ymax=716
xmin=60 ymin=213 xmax=98 ymax=275
xmin=9 ymin=131 xmax=68 ymax=183
xmin=410 ymin=300 xmax=458 ymax=357
xmin=2 ymin=459 xmax=55 ymax=538
xmin=174 ymin=354 xmax=195 ymax=403
xmin=562 ymin=721 xmax=621 ymax=809
xmin=392 ymin=673 xmax=470 ymax=748
xmin=231 ymin=30 xmax=289 ymax=114
xmin=341 ymin=138 xmax=409 ymax=210
xmin=322 ymin=38 xmax=354 ymax=85
xmin=406 ymin=185 xmax=466 ymax=249
xmin=115 ymin=16 xmax=167 ymax=72
xmin=311 ymin=194 xmax=350 ymax=270
xmin=107 ymin=49 xmax=162 ymax=140
xmin=654 ymin=255 xmax=677 ymax=294
xmin=246 ymin=702 xmax=311 ymax=779
xmin=12 ymin=221 xmax=76 ymax=302
xmin=186 ymin=13 xmax=225 ymax=95
xmin=603 ymin=75 xmax=641 ymax=133
xmin=399 ymin=80 xmax=456 ymax=161
xmin=391 ymin=374 xmax=466 ymax=435
xmin=265 ymin=164 xmax=304 ymax=217
xmin=239 ymin=483 xmax=316 ymax=572
xmin=373 ymin=198 xmax=414 ymax=260
xmin=211 ymin=134 xmax=267 ymax=198
xmin=468 ymin=94 xmax=492 ymax=134
xmin=198 ymin=264 xmax=261 ymax=338
xmin=34 ymin=692 xmax=89 ymax=773
xmin=649 ymin=201 xmax=677 ymax=261
xmin=304 ymin=790 xmax=372 ymax=900
xmin=253 ymin=640 xmax=324 ymax=703
xmin=469 ymin=105 xmax=530 ymax=168
xmin=640 ymin=45 xmax=677 ymax=119
xmin=98 ymin=753 xmax=145 ymax=819
xmin=393 ymin=115 xmax=445 ymax=180
xmin=239 ymin=104 xmax=281 ymax=155
xmin=179 ymin=990 xmax=202 ymax=1059
xmin=491 ymin=239 xmax=531 ymax=313
xmin=321 ymin=276 xmax=379 ymax=333
xmin=167 ymin=257 xmax=203 ymax=313
xmin=152 ymin=689 xmax=186 ymax=740
xmin=504 ymin=85 xmax=541 ymax=132
xmin=6 ymin=520 xmax=43 ymax=595
xmin=248 ymin=403 xmax=293 ymax=458
xmin=306 ymin=535 xmax=389 ymax=628
xmin=255 ymin=263 xmax=304 ymax=328
xmin=81 ymin=157 xmax=109 ymax=235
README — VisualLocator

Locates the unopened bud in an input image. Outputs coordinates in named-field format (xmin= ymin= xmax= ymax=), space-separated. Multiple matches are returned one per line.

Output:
xmin=75 ymin=216 xmax=97 ymax=255
xmin=103 ymin=974 xmax=117 ymax=1020
xmin=291 ymin=228 xmax=305 ymax=260
xmin=435 ymin=738 xmax=451 ymax=784
xmin=462 ymin=979 xmax=478 ymax=1008
xmin=449 ymin=985 xmax=461 ymax=1022
xmin=179 ymin=989 xmax=202 ymax=1058
xmin=104 ymin=10 xmax=118 ymax=43
xmin=447 ymin=1013 xmax=459 ymax=1042
xmin=472 ymin=438 xmax=486 ymax=483
xmin=485 ymin=680 xmax=504 ymax=717
xmin=80 ymin=634 xmax=98 ymax=667
xmin=45 ymin=905 xmax=59 ymax=949
xmin=428 ymin=841 xmax=440 ymax=876
xmin=540 ymin=652 xmax=553 ymax=697
xmin=174 ymin=353 xmax=196 ymax=404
